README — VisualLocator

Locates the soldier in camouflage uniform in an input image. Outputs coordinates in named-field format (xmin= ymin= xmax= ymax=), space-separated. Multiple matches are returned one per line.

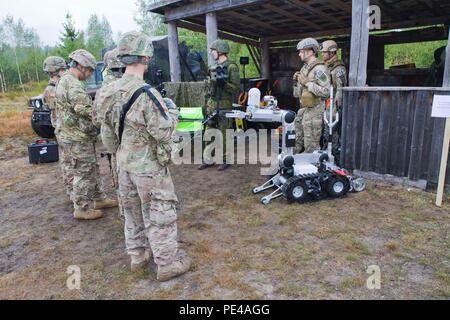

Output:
xmin=93 ymin=48 xmax=125 ymax=190
xmin=101 ymin=31 xmax=191 ymax=281
xmin=293 ymin=38 xmax=330 ymax=154
xmin=198 ymin=39 xmax=240 ymax=171
xmin=321 ymin=40 xmax=347 ymax=156
xmin=55 ymin=49 xmax=118 ymax=221
xmin=93 ymin=48 xmax=125 ymax=127
xmin=42 ymin=57 xmax=72 ymax=195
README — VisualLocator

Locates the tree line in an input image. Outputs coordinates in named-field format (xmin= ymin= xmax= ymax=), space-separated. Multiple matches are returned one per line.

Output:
xmin=0 ymin=13 xmax=114 ymax=93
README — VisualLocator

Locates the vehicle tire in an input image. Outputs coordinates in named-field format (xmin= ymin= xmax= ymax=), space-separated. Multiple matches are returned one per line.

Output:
xmin=325 ymin=175 xmax=350 ymax=198
xmin=282 ymin=177 xmax=308 ymax=203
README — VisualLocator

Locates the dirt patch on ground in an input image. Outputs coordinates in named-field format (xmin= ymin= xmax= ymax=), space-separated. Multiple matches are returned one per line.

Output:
xmin=0 ymin=135 xmax=449 ymax=300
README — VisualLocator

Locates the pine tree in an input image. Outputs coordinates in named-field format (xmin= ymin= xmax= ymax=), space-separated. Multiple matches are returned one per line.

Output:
xmin=57 ymin=13 xmax=84 ymax=59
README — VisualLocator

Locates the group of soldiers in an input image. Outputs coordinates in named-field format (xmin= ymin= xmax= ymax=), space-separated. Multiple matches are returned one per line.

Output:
xmin=40 ymin=33 xmax=346 ymax=283
xmin=293 ymin=38 xmax=347 ymax=156
xmin=42 ymin=31 xmax=191 ymax=282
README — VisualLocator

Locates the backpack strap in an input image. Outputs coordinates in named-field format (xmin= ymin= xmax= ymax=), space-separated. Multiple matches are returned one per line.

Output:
xmin=119 ymin=85 xmax=168 ymax=144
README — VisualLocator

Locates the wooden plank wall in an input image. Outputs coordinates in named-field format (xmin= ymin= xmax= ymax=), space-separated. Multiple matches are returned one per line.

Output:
xmin=341 ymin=88 xmax=450 ymax=190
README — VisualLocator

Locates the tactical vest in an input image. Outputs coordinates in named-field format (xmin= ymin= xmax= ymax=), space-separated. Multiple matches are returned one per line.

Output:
xmin=210 ymin=59 xmax=238 ymax=103
xmin=300 ymin=60 xmax=325 ymax=108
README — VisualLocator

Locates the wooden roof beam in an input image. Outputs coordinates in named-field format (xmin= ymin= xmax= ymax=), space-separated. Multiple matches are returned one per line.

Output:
xmin=163 ymin=0 xmax=263 ymax=22
xmin=262 ymin=3 xmax=322 ymax=31
xmin=175 ymin=20 xmax=260 ymax=47
xmin=286 ymin=0 xmax=348 ymax=27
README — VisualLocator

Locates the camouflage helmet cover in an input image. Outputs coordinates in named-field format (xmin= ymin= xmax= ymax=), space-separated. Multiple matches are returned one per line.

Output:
xmin=321 ymin=40 xmax=339 ymax=52
xmin=69 ymin=49 xmax=97 ymax=70
xmin=118 ymin=31 xmax=154 ymax=58
xmin=103 ymin=48 xmax=125 ymax=69
xmin=43 ymin=56 xmax=67 ymax=73
xmin=297 ymin=38 xmax=320 ymax=52
xmin=210 ymin=39 xmax=230 ymax=54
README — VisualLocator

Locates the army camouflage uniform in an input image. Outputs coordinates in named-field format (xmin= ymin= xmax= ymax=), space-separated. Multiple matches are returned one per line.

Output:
xmin=204 ymin=59 xmax=240 ymax=164
xmin=43 ymin=78 xmax=73 ymax=196
xmin=293 ymin=61 xmax=330 ymax=153
xmin=93 ymin=48 xmax=125 ymax=190
xmin=102 ymin=72 xmax=181 ymax=266
xmin=325 ymin=54 xmax=347 ymax=150
xmin=55 ymin=71 xmax=106 ymax=211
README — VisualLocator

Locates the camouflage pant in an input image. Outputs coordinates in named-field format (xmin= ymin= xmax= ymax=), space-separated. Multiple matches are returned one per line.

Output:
xmin=110 ymin=154 xmax=125 ymax=219
xmin=294 ymin=104 xmax=324 ymax=154
xmin=118 ymin=168 xmax=179 ymax=266
xmin=61 ymin=141 xmax=105 ymax=211
xmin=58 ymin=138 xmax=73 ymax=197
xmin=203 ymin=100 xmax=232 ymax=164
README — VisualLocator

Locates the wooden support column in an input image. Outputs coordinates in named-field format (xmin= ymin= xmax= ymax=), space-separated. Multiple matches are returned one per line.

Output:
xmin=167 ymin=21 xmax=181 ymax=82
xmin=206 ymin=12 xmax=218 ymax=67
xmin=260 ymin=38 xmax=271 ymax=79
xmin=349 ymin=0 xmax=370 ymax=86
xmin=436 ymin=29 xmax=450 ymax=206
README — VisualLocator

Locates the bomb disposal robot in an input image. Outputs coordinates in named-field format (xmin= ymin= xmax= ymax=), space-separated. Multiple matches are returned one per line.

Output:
xmin=226 ymin=88 xmax=366 ymax=205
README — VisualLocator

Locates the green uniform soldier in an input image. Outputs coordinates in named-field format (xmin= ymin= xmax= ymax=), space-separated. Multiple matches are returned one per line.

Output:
xmin=93 ymin=48 xmax=126 ymax=191
xmin=55 ymin=49 xmax=118 ymax=221
xmin=42 ymin=57 xmax=71 ymax=195
xmin=93 ymin=48 xmax=125 ymax=127
xmin=293 ymin=38 xmax=330 ymax=154
xmin=198 ymin=39 xmax=240 ymax=171
xmin=101 ymin=31 xmax=191 ymax=281
xmin=321 ymin=40 xmax=347 ymax=159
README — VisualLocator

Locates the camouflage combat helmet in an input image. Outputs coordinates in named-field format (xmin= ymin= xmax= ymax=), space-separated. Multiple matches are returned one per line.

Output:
xmin=210 ymin=39 xmax=230 ymax=54
xmin=103 ymin=48 xmax=125 ymax=69
xmin=69 ymin=49 xmax=97 ymax=70
xmin=118 ymin=31 xmax=154 ymax=57
xmin=297 ymin=38 xmax=320 ymax=52
xmin=43 ymin=56 xmax=67 ymax=73
xmin=320 ymin=40 xmax=339 ymax=52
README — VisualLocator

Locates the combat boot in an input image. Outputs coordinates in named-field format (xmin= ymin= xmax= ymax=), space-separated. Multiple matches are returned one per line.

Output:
xmin=157 ymin=250 xmax=192 ymax=282
xmin=130 ymin=249 xmax=152 ymax=273
xmin=94 ymin=198 xmax=119 ymax=210
xmin=218 ymin=163 xmax=230 ymax=171
xmin=198 ymin=162 xmax=214 ymax=170
xmin=73 ymin=209 xmax=103 ymax=220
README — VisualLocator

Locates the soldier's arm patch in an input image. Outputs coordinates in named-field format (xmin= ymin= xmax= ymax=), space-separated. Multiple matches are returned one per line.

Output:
xmin=315 ymin=69 xmax=329 ymax=85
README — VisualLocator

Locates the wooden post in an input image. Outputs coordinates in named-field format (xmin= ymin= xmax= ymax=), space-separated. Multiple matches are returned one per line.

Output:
xmin=168 ymin=21 xmax=181 ymax=82
xmin=349 ymin=0 xmax=370 ymax=87
xmin=436 ymin=30 xmax=450 ymax=207
xmin=206 ymin=12 xmax=218 ymax=67
xmin=260 ymin=38 xmax=271 ymax=79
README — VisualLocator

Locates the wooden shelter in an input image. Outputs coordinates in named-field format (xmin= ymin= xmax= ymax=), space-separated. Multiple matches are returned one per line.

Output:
xmin=149 ymin=0 xmax=450 ymax=191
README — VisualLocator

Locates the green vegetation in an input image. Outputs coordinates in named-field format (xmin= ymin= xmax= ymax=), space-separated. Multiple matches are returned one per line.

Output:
xmin=385 ymin=40 xmax=447 ymax=69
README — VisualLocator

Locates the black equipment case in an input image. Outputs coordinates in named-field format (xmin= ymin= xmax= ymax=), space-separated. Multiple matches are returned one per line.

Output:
xmin=28 ymin=139 xmax=59 ymax=164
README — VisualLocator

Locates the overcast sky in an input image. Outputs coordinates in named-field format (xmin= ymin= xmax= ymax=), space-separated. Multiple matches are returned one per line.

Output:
xmin=1 ymin=0 xmax=141 ymax=46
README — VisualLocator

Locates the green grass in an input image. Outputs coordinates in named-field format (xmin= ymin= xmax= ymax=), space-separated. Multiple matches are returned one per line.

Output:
xmin=0 ymin=81 xmax=47 ymax=100
xmin=385 ymin=40 xmax=448 ymax=69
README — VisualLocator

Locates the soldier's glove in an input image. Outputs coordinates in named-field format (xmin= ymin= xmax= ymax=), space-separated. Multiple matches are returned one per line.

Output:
xmin=293 ymin=71 xmax=301 ymax=82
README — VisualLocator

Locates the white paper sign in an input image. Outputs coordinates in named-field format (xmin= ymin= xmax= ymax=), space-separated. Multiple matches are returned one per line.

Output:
xmin=432 ymin=95 xmax=450 ymax=118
